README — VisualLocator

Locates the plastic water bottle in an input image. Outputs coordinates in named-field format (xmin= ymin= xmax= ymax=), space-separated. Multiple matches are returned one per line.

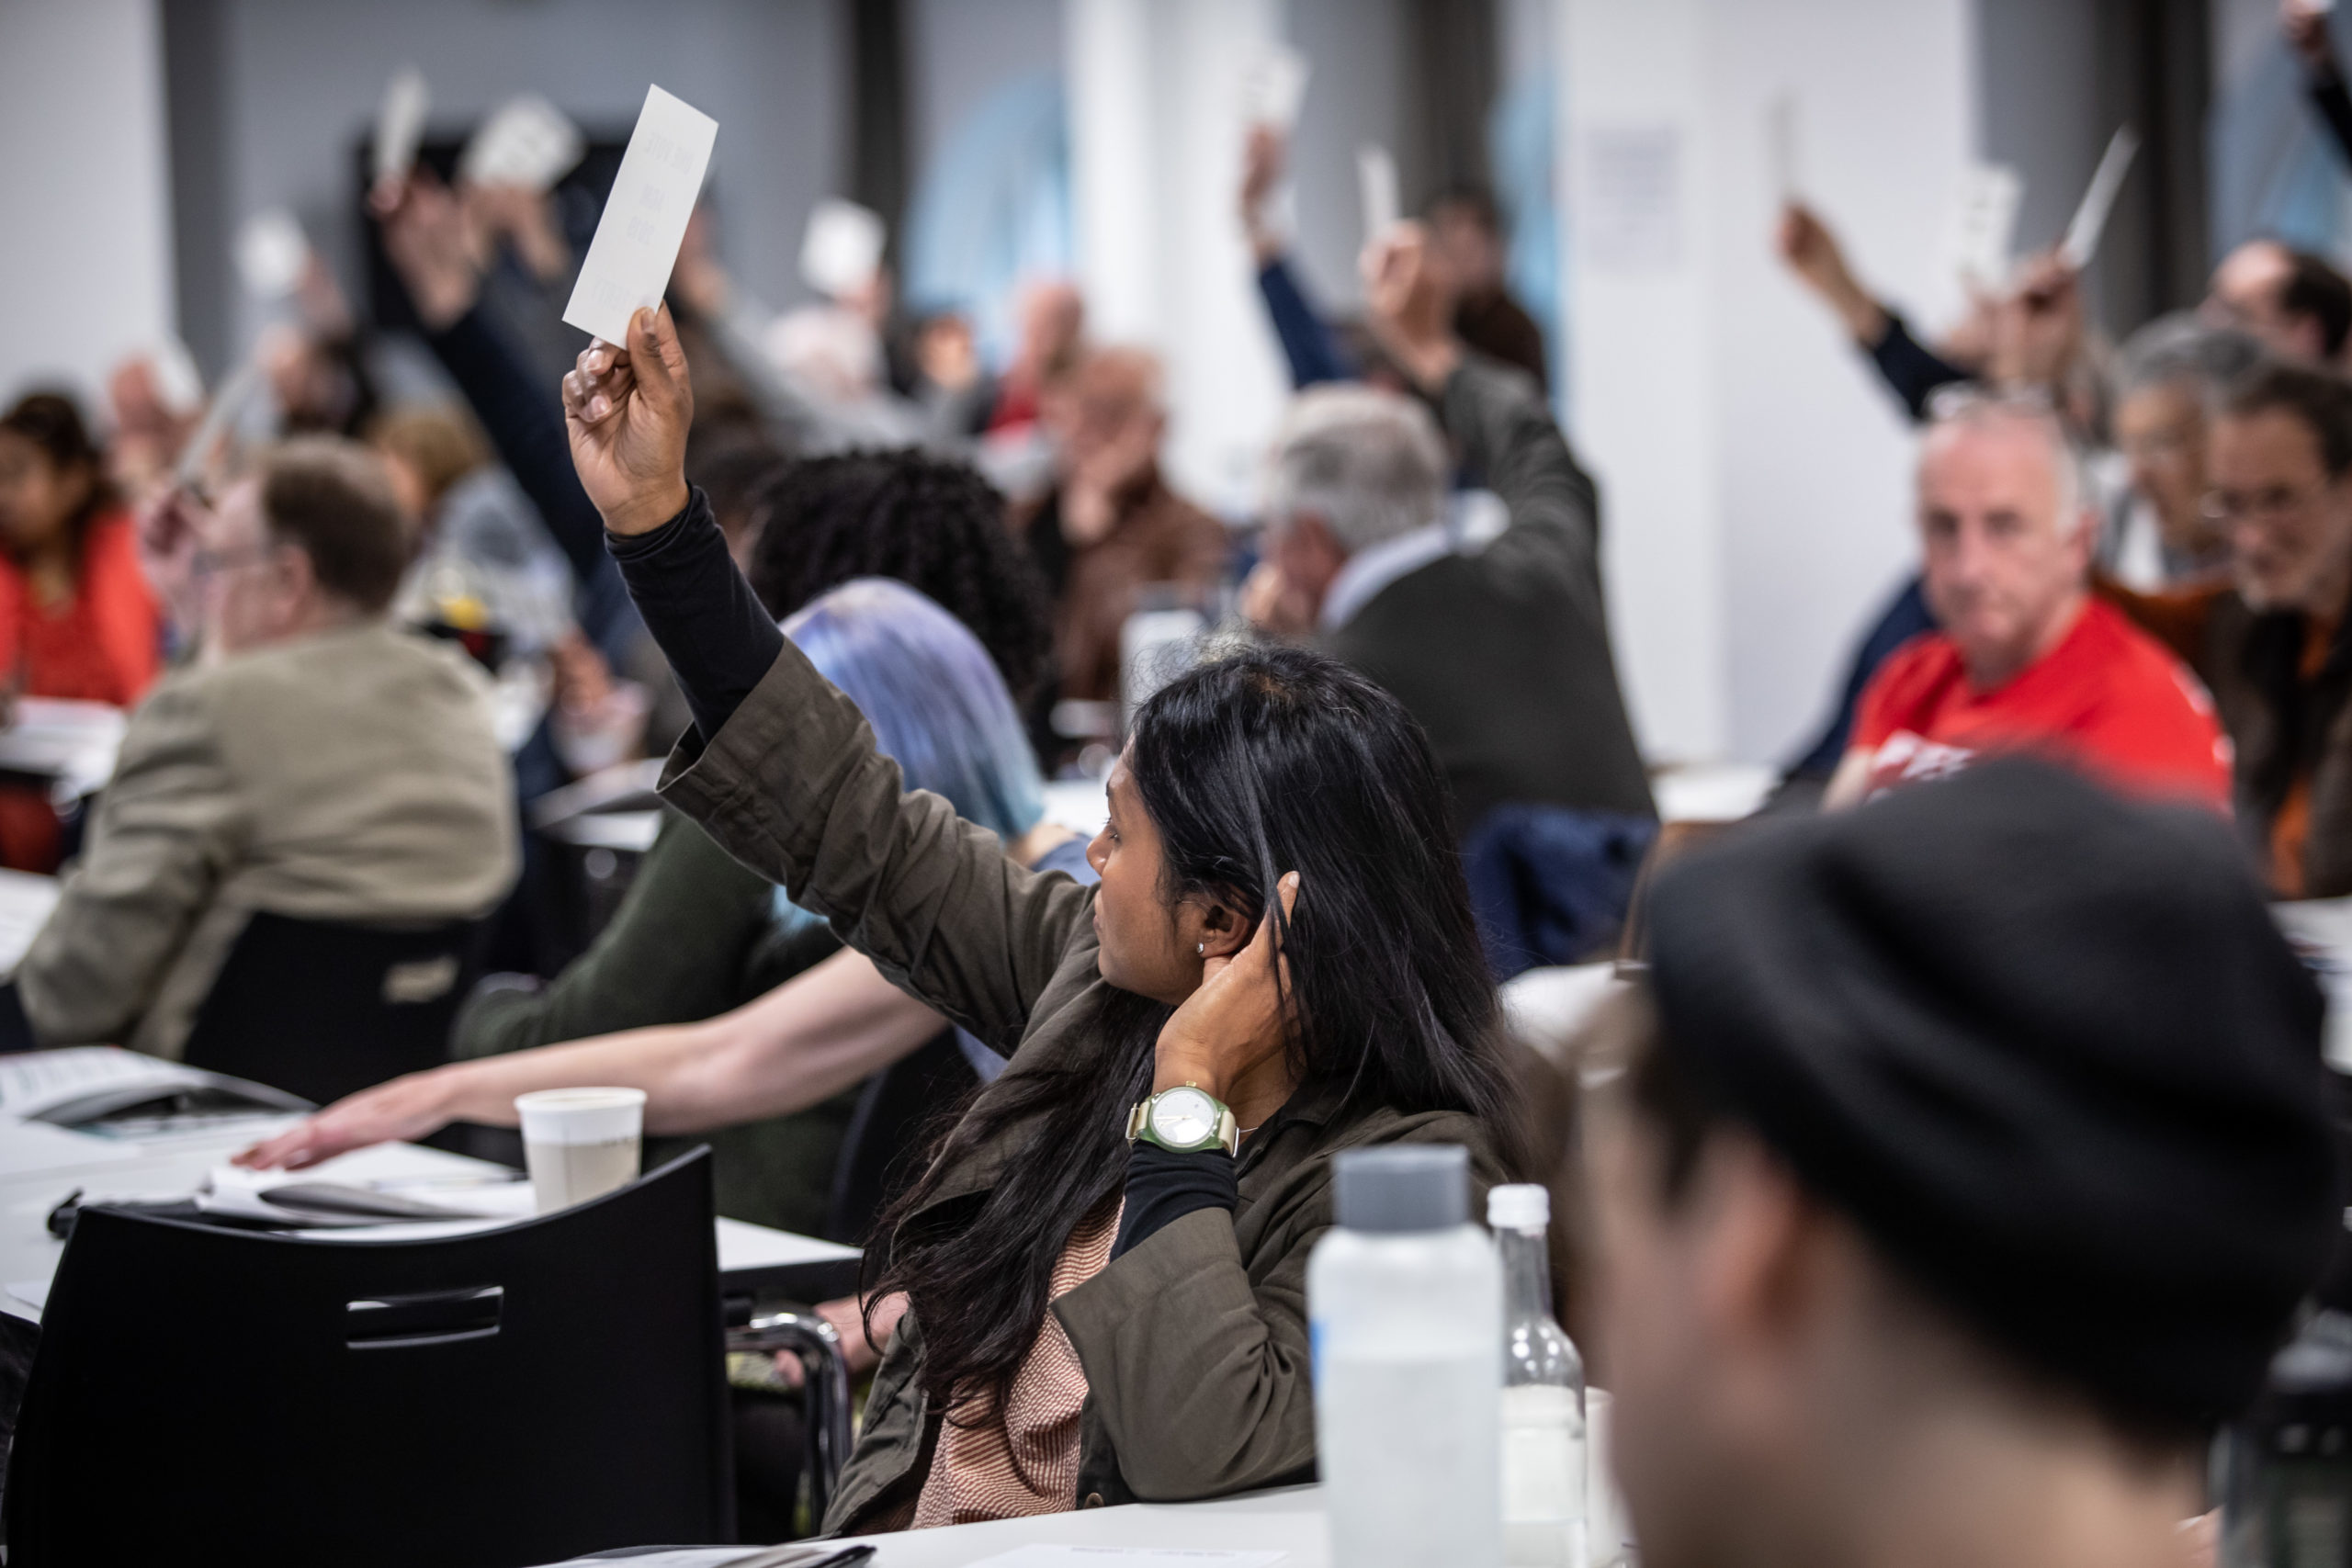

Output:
xmin=1309 ymin=1145 xmax=1502 ymax=1567
xmin=1490 ymin=1184 xmax=1587 ymax=1568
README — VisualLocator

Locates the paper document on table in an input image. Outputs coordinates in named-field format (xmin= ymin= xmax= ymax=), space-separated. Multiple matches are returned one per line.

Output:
xmin=1765 ymin=91 xmax=1800 ymax=200
xmin=1357 ymin=144 xmax=1399 ymax=244
xmin=1243 ymin=43 xmax=1310 ymax=131
xmin=2057 ymin=126 xmax=2139 ymax=270
xmin=967 ymin=1550 xmax=1286 ymax=1566
xmin=562 ymin=85 xmax=718 ymax=345
xmin=0 ymin=1045 xmax=307 ymax=1125
xmin=373 ymin=65 xmax=430 ymax=187
xmin=1949 ymin=163 xmax=2022 ymax=292
xmin=462 ymin=94 xmax=584 ymax=192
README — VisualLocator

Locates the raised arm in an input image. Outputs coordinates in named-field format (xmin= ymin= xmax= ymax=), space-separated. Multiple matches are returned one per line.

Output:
xmin=236 ymin=942 xmax=946 ymax=1170
xmin=563 ymin=308 xmax=1092 ymax=1043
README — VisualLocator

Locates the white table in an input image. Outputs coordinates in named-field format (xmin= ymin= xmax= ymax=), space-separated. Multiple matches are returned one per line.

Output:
xmin=0 ymin=1115 xmax=860 ymax=1320
xmin=538 ymin=1485 xmax=1331 ymax=1567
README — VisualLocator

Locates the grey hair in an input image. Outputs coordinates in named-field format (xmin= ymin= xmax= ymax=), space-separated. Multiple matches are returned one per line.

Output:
xmin=1264 ymin=384 xmax=1451 ymax=553
xmin=1921 ymin=383 xmax=2090 ymax=535
xmin=2113 ymin=312 xmax=2267 ymax=404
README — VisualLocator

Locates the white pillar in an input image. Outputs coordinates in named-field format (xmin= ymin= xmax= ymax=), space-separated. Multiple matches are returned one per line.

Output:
xmin=0 ymin=0 xmax=175 ymax=407
xmin=1065 ymin=0 xmax=1292 ymax=514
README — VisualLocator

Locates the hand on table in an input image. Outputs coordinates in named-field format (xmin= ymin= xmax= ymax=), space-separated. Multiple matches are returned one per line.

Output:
xmin=233 ymin=1070 xmax=457 ymax=1172
xmin=1153 ymin=872 xmax=1301 ymax=1102
xmin=1361 ymin=225 xmax=1462 ymax=394
xmin=561 ymin=306 xmax=695 ymax=536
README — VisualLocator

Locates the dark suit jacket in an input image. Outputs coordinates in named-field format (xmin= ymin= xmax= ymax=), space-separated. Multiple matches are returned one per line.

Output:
xmin=1326 ymin=357 xmax=1655 ymax=833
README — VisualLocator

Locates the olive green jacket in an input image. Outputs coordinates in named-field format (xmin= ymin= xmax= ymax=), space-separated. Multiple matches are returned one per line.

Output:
xmin=657 ymin=637 xmax=1504 ymax=1532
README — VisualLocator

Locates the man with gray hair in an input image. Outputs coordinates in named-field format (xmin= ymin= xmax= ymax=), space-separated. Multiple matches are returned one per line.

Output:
xmin=2105 ymin=314 xmax=2266 ymax=586
xmin=1826 ymin=389 xmax=2230 ymax=810
xmin=1247 ymin=227 xmax=1652 ymax=970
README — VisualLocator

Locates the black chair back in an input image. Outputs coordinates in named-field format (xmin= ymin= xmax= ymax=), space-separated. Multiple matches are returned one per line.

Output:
xmin=181 ymin=910 xmax=485 ymax=1105
xmin=822 ymin=1029 xmax=978 ymax=1247
xmin=5 ymin=1149 xmax=733 ymax=1567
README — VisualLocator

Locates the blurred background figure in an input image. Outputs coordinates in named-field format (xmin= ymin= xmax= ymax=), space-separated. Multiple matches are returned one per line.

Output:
xmin=0 ymin=392 xmax=162 ymax=870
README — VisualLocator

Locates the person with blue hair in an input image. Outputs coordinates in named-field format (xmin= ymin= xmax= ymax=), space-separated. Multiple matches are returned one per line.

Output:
xmin=243 ymin=575 xmax=1090 ymax=1186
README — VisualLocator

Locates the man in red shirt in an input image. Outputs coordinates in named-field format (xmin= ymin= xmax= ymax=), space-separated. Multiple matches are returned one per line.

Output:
xmin=1826 ymin=390 xmax=2233 ymax=811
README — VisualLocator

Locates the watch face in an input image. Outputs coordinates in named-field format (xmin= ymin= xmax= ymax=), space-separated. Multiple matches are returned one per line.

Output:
xmin=1150 ymin=1087 xmax=1218 ymax=1147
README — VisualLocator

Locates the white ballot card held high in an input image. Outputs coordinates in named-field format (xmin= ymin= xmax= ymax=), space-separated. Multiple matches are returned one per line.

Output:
xmin=562 ymin=85 xmax=718 ymax=346
xmin=1358 ymin=144 xmax=1401 ymax=245
xmin=2058 ymin=126 xmax=2140 ymax=271
xmin=373 ymin=66 xmax=430 ymax=188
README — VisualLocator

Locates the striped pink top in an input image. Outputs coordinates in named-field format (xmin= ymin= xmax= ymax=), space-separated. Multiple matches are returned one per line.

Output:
xmin=910 ymin=1201 xmax=1125 ymax=1529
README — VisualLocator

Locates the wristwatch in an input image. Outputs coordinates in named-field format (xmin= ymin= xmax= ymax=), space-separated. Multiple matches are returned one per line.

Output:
xmin=1125 ymin=1082 xmax=1239 ymax=1156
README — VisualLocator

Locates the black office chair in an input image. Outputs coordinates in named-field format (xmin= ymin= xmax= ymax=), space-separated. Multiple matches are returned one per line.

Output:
xmin=5 ymin=1149 xmax=734 ymax=1567
xmin=821 ymin=1027 xmax=979 ymax=1247
xmin=180 ymin=910 xmax=487 ymax=1106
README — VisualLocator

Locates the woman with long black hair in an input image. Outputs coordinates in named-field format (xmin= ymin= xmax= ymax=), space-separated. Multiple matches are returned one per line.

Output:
xmin=560 ymin=250 xmax=1525 ymax=1534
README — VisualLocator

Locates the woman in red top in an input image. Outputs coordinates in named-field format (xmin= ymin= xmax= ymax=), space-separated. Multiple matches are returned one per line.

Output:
xmin=0 ymin=393 xmax=164 ymax=869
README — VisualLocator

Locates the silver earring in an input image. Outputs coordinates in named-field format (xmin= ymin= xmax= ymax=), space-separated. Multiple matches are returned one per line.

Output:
xmin=1197 ymin=942 xmax=1206 ymax=955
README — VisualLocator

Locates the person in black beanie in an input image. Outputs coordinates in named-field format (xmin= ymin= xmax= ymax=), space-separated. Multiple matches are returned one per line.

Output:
xmin=1585 ymin=758 xmax=2340 ymax=1568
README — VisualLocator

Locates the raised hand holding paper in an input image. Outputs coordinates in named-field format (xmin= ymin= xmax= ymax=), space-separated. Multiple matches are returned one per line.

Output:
xmin=1949 ymin=164 xmax=2021 ymax=293
xmin=235 ymin=209 xmax=311 ymax=301
xmin=462 ymin=94 xmax=584 ymax=193
xmin=373 ymin=66 xmax=430 ymax=189
xmin=2057 ymin=126 xmax=2139 ymax=271
xmin=562 ymin=85 xmax=718 ymax=346
xmin=799 ymin=197 xmax=887 ymax=299
xmin=1766 ymin=91 xmax=1801 ymax=201
xmin=1358 ymin=144 xmax=1401 ymax=245
xmin=1243 ymin=43 xmax=1310 ymax=131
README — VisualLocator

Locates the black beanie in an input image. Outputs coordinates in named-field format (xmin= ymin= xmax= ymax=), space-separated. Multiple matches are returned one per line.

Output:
xmin=1645 ymin=758 xmax=2339 ymax=1431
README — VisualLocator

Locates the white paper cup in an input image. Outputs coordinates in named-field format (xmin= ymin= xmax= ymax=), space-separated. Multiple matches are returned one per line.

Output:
xmin=515 ymin=1088 xmax=645 ymax=1213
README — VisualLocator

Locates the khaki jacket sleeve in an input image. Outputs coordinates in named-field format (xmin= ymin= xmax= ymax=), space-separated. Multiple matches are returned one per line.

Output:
xmin=18 ymin=681 xmax=244 ymax=1045
xmin=658 ymin=640 xmax=1093 ymax=1050
xmin=1055 ymin=1206 xmax=1321 ymax=1499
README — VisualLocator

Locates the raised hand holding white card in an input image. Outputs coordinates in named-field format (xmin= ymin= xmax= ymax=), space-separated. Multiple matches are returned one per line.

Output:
xmin=562 ymin=307 xmax=694 ymax=537
xmin=799 ymin=197 xmax=887 ymax=300
xmin=462 ymin=94 xmax=584 ymax=193
xmin=235 ymin=209 xmax=311 ymax=301
xmin=1949 ymin=164 xmax=2021 ymax=293
xmin=2057 ymin=125 xmax=2139 ymax=271
xmin=1358 ymin=144 xmax=1400 ymax=245
xmin=562 ymin=85 xmax=718 ymax=347
xmin=373 ymin=66 xmax=430 ymax=190
xmin=1243 ymin=43 xmax=1310 ymax=131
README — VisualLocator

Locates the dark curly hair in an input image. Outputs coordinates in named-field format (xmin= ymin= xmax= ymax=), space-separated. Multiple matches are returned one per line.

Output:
xmin=746 ymin=448 xmax=1054 ymax=705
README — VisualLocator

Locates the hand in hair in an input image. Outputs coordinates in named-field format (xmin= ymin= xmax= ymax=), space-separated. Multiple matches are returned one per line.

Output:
xmin=1152 ymin=871 xmax=1303 ymax=1104
xmin=562 ymin=306 xmax=695 ymax=536
xmin=372 ymin=170 xmax=487 ymax=333
xmin=1361 ymin=224 xmax=1462 ymax=393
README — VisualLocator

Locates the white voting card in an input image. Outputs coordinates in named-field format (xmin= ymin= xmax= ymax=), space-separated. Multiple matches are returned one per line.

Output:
xmin=1243 ymin=43 xmax=1310 ymax=131
xmin=1357 ymin=143 xmax=1400 ymax=243
xmin=234 ymin=209 xmax=310 ymax=300
xmin=799 ymin=197 xmax=887 ymax=299
xmin=562 ymin=85 xmax=718 ymax=346
xmin=462 ymin=93 xmax=584 ymax=192
xmin=2058 ymin=125 xmax=2140 ymax=271
xmin=372 ymin=65 xmax=429 ymax=187
xmin=1949 ymin=163 xmax=2021 ymax=292
xmin=1765 ymin=91 xmax=1800 ymax=201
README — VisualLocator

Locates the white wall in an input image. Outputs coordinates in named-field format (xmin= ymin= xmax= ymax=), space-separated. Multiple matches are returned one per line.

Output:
xmin=1560 ymin=0 xmax=1974 ymax=765
xmin=1066 ymin=0 xmax=1294 ymax=514
xmin=0 ymin=0 xmax=176 ymax=409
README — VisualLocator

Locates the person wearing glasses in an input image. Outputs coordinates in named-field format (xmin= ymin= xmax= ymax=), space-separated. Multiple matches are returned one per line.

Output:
xmin=2099 ymin=361 xmax=2352 ymax=897
xmin=10 ymin=438 xmax=515 ymax=1061
xmin=1823 ymin=389 xmax=2232 ymax=812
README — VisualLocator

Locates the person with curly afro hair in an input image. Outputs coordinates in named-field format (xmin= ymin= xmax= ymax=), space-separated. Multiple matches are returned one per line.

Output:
xmin=747 ymin=447 xmax=1053 ymax=705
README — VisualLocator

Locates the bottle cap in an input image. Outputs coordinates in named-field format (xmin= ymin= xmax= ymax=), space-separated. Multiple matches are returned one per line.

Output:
xmin=1486 ymin=1182 xmax=1549 ymax=1231
xmin=1334 ymin=1145 xmax=1469 ymax=1233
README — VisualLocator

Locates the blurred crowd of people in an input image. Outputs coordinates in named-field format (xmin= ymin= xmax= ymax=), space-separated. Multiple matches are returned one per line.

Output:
xmin=15 ymin=1 xmax=2352 ymax=1557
